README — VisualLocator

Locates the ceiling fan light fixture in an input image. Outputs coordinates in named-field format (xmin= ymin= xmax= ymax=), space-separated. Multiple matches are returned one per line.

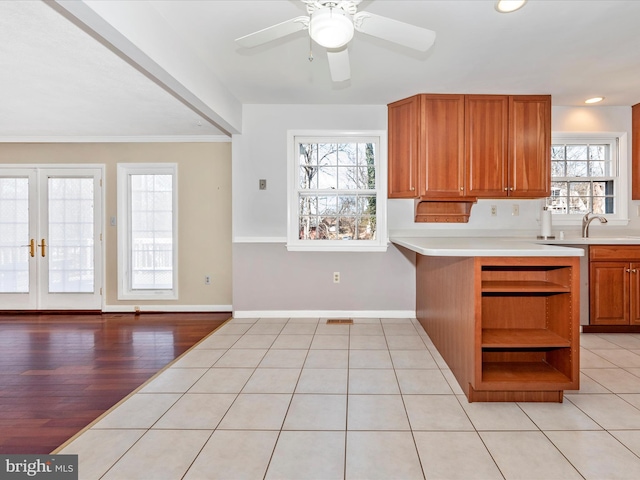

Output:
xmin=495 ymin=0 xmax=528 ymax=13
xmin=310 ymin=6 xmax=354 ymax=49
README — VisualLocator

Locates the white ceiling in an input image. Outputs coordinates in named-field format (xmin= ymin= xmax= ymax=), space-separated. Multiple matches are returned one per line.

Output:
xmin=2 ymin=0 xmax=640 ymax=139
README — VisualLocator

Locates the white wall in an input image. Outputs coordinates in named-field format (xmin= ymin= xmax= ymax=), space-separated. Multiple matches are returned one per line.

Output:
xmin=232 ymin=104 xmax=416 ymax=316
xmin=232 ymin=103 xmax=637 ymax=316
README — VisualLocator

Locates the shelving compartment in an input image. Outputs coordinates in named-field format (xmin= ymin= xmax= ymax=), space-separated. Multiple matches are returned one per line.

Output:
xmin=478 ymin=263 xmax=576 ymax=391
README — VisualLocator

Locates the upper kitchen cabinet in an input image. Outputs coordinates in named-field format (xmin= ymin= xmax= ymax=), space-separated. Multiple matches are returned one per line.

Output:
xmin=508 ymin=95 xmax=552 ymax=198
xmin=632 ymin=103 xmax=640 ymax=200
xmin=388 ymin=95 xmax=420 ymax=198
xmin=420 ymin=94 xmax=466 ymax=198
xmin=387 ymin=93 xmax=552 ymax=201
xmin=466 ymin=95 xmax=509 ymax=197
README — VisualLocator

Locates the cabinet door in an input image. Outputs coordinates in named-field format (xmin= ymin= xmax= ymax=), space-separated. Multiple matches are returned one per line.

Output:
xmin=388 ymin=96 xmax=420 ymax=198
xmin=509 ymin=95 xmax=551 ymax=198
xmin=631 ymin=263 xmax=640 ymax=325
xmin=590 ymin=262 xmax=630 ymax=325
xmin=632 ymin=103 xmax=640 ymax=200
xmin=465 ymin=95 xmax=509 ymax=197
xmin=419 ymin=94 xmax=465 ymax=198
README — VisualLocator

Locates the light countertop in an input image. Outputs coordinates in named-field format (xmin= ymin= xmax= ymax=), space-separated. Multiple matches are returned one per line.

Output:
xmin=533 ymin=236 xmax=640 ymax=245
xmin=391 ymin=237 xmax=584 ymax=257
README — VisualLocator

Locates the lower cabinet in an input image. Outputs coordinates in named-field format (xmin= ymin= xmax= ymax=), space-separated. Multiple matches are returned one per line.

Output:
xmin=589 ymin=246 xmax=640 ymax=327
xmin=417 ymin=255 xmax=580 ymax=402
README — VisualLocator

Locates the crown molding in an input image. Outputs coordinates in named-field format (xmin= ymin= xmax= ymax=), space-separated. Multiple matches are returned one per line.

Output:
xmin=0 ymin=135 xmax=230 ymax=143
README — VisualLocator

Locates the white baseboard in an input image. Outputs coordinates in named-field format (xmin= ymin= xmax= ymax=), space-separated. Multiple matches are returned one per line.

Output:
xmin=233 ymin=310 xmax=416 ymax=319
xmin=103 ymin=304 xmax=232 ymax=313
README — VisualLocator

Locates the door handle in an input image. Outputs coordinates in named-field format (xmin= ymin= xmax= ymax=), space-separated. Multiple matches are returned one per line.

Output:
xmin=38 ymin=238 xmax=46 ymax=257
xmin=21 ymin=239 xmax=35 ymax=257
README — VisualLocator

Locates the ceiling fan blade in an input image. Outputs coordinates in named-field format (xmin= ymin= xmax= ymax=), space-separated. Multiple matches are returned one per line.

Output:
xmin=353 ymin=12 xmax=436 ymax=52
xmin=327 ymin=48 xmax=351 ymax=82
xmin=235 ymin=16 xmax=309 ymax=48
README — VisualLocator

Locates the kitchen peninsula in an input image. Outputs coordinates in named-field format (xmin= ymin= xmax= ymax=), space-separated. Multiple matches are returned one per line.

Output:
xmin=393 ymin=237 xmax=583 ymax=402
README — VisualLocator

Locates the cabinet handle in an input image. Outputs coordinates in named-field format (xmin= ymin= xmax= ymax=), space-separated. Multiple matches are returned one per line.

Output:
xmin=633 ymin=269 xmax=638 ymax=274
xmin=410 ymin=186 xmax=415 ymax=191
xmin=460 ymin=187 xmax=464 ymax=191
xmin=504 ymin=187 xmax=508 ymax=191
xmin=627 ymin=269 xmax=632 ymax=273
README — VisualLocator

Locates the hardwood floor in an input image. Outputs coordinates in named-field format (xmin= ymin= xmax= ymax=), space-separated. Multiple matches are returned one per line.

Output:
xmin=0 ymin=312 xmax=229 ymax=454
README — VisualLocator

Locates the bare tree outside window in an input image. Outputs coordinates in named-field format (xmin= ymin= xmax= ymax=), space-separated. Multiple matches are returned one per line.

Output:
xmin=297 ymin=141 xmax=377 ymax=241
xmin=548 ymin=140 xmax=616 ymax=215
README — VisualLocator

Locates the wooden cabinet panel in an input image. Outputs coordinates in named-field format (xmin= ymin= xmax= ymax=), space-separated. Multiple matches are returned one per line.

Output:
xmin=590 ymin=262 xmax=630 ymax=325
xmin=632 ymin=262 xmax=640 ymax=325
xmin=417 ymin=255 xmax=579 ymax=402
xmin=419 ymin=94 xmax=465 ymax=198
xmin=589 ymin=246 xmax=640 ymax=327
xmin=388 ymin=95 xmax=420 ymax=198
xmin=465 ymin=95 xmax=509 ymax=197
xmin=632 ymin=103 xmax=640 ymax=200
xmin=509 ymin=95 xmax=551 ymax=198
xmin=387 ymin=93 xmax=551 ymax=203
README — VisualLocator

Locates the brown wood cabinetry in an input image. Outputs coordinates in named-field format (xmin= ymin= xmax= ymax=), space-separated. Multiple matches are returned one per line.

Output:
xmin=589 ymin=246 xmax=640 ymax=326
xmin=417 ymin=255 xmax=579 ymax=402
xmin=509 ymin=96 xmax=552 ymax=198
xmin=466 ymin=95 xmax=509 ymax=197
xmin=632 ymin=103 xmax=640 ymax=200
xmin=388 ymin=95 xmax=419 ymax=198
xmin=388 ymin=93 xmax=551 ymax=200
xmin=419 ymin=94 xmax=466 ymax=198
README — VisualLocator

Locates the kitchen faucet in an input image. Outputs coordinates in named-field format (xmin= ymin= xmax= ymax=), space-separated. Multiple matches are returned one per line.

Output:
xmin=582 ymin=212 xmax=608 ymax=238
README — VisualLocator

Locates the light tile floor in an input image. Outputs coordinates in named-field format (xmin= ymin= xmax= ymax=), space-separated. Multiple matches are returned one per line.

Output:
xmin=59 ymin=317 xmax=640 ymax=479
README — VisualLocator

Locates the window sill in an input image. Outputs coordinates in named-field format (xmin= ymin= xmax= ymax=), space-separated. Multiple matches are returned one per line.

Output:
xmin=286 ymin=243 xmax=389 ymax=253
xmin=550 ymin=217 xmax=629 ymax=227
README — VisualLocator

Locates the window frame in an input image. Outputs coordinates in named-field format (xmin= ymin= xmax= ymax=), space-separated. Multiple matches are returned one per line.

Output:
xmin=548 ymin=132 xmax=628 ymax=226
xmin=117 ymin=163 xmax=179 ymax=300
xmin=286 ymin=130 xmax=388 ymax=252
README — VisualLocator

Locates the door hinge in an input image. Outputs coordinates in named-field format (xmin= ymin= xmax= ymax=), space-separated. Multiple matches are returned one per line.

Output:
xmin=100 ymin=233 xmax=102 ymax=241
xmin=99 ymin=287 xmax=103 ymax=295
xmin=99 ymin=178 xmax=102 ymax=187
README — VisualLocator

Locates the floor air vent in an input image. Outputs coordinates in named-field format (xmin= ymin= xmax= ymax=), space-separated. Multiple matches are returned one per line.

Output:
xmin=326 ymin=319 xmax=353 ymax=325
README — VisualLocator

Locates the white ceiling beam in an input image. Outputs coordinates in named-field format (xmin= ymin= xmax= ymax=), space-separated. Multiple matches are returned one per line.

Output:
xmin=50 ymin=0 xmax=242 ymax=135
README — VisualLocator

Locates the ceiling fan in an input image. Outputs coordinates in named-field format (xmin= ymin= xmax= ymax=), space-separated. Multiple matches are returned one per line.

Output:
xmin=235 ymin=0 xmax=436 ymax=82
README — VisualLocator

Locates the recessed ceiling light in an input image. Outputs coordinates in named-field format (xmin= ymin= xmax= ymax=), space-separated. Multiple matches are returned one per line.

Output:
xmin=495 ymin=0 xmax=528 ymax=13
xmin=585 ymin=97 xmax=604 ymax=104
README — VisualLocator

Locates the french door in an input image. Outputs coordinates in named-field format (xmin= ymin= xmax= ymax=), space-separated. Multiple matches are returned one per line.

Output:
xmin=0 ymin=166 xmax=103 ymax=310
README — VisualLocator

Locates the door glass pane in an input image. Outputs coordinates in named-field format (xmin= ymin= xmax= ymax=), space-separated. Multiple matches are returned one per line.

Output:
xmin=0 ymin=178 xmax=29 ymax=292
xmin=48 ymin=177 xmax=94 ymax=293
xmin=130 ymin=174 xmax=173 ymax=290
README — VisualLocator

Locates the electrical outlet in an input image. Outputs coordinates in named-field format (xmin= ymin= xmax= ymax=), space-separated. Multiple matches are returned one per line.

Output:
xmin=259 ymin=179 xmax=267 ymax=190
xmin=490 ymin=205 xmax=497 ymax=217
xmin=512 ymin=204 xmax=520 ymax=216
xmin=333 ymin=272 xmax=340 ymax=284
xmin=204 ymin=275 xmax=211 ymax=285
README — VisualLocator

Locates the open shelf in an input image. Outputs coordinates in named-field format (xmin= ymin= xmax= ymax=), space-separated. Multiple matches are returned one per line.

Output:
xmin=482 ymin=361 xmax=572 ymax=384
xmin=482 ymin=328 xmax=571 ymax=348
xmin=416 ymin=255 xmax=579 ymax=402
xmin=481 ymin=280 xmax=570 ymax=293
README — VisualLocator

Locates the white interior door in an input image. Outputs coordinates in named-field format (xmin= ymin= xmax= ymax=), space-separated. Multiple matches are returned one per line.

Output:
xmin=0 ymin=167 xmax=103 ymax=310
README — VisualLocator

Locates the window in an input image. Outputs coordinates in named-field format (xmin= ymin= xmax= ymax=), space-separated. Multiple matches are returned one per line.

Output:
xmin=117 ymin=164 xmax=178 ymax=300
xmin=547 ymin=134 xmax=627 ymax=224
xmin=287 ymin=131 xmax=387 ymax=251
